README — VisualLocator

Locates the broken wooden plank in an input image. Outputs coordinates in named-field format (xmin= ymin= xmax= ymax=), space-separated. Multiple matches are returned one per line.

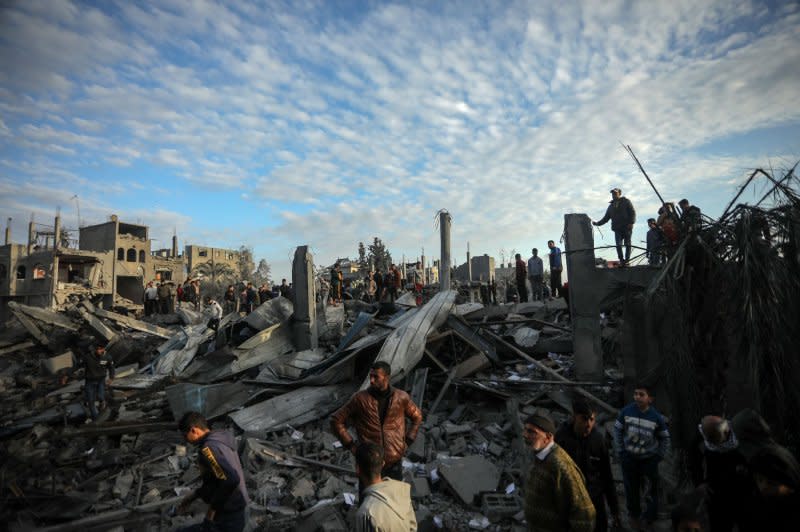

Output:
xmin=9 ymin=307 xmax=49 ymax=346
xmin=254 ymin=440 xmax=354 ymax=474
xmin=8 ymin=301 xmax=79 ymax=331
xmin=453 ymin=352 xmax=490 ymax=379
xmin=83 ymin=300 xmax=172 ymax=338
xmin=363 ymin=290 xmax=456 ymax=389
xmin=230 ymin=383 xmax=353 ymax=433
xmin=447 ymin=314 xmax=499 ymax=362
xmin=483 ymin=329 xmax=617 ymax=415
xmin=428 ymin=367 xmax=458 ymax=415
xmin=423 ymin=348 xmax=449 ymax=373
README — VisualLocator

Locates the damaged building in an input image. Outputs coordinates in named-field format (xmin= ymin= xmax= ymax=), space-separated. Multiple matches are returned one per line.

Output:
xmin=0 ymin=214 xmax=185 ymax=321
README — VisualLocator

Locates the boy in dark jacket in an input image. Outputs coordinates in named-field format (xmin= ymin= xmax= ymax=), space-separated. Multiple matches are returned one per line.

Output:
xmin=80 ymin=344 xmax=115 ymax=422
xmin=556 ymin=400 xmax=620 ymax=531
xmin=178 ymin=412 xmax=248 ymax=532
xmin=613 ymin=384 xmax=670 ymax=529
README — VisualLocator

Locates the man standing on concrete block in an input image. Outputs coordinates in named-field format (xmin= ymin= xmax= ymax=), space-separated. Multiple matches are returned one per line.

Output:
xmin=355 ymin=442 xmax=417 ymax=531
xmin=523 ymin=412 xmax=595 ymax=531
xmin=556 ymin=400 xmax=620 ymax=532
xmin=592 ymin=188 xmax=636 ymax=266
xmin=331 ymin=361 xmax=423 ymax=498
xmin=547 ymin=240 xmax=563 ymax=298
xmin=79 ymin=344 xmax=115 ymax=422
xmin=515 ymin=253 xmax=529 ymax=302
xmin=528 ymin=248 xmax=544 ymax=301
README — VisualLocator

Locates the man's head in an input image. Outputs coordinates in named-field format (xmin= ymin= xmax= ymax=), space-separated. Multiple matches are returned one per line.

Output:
xmin=679 ymin=199 xmax=690 ymax=209
xmin=515 ymin=253 xmax=521 ymax=260
xmin=532 ymin=248 xmax=538 ymax=256
xmin=633 ymin=384 xmax=654 ymax=411
xmin=610 ymin=188 xmax=622 ymax=200
xmin=355 ymin=442 xmax=384 ymax=483
xmin=282 ymin=278 xmax=287 ymax=285
xmin=369 ymin=361 xmax=391 ymax=392
xmin=523 ymin=413 xmax=556 ymax=452
xmin=178 ymin=411 xmax=210 ymax=444
xmin=571 ymin=400 xmax=597 ymax=438
xmin=94 ymin=345 xmax=106 ymax=357
xmin=699 ymin=415 xmax=731 ymax=446
xmin=648 ymin=218 xmax=657 ymax=228
xmin=547 ymin=240 xmax=555 ymax=248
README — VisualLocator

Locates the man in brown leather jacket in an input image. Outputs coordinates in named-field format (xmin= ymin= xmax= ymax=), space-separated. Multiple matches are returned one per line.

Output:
xmin=331 ymin=361 xmax=423 ymax=495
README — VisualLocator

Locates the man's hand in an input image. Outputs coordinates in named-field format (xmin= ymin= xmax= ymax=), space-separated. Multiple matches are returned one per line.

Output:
xmin=206 ymin=508 xmax=216 ymax=522
xmin=349 ymin=442 xmax=358 ymax=455
xmin=106 ymin=378 xmax=113 ymax=386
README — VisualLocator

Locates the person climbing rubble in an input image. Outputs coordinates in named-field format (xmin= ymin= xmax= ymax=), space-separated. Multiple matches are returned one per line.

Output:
xmin=79 ymin=344 xmax=115 ymax=422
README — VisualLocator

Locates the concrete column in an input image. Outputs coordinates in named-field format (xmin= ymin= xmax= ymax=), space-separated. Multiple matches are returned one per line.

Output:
xmin=54 ymin=212 xmax=61 ymax=250
xmin=439 ymin=211 xmax=451 ymax=291
xmin=5 ymin=218 xmax=10 ymax=245
xmin=292 ymin=245 xmax=318 ymax=351
xmin=563 ymin=213 xmax=603 ymax=380
xmin=421 ymin=254 xmax=426 ymax=285
xmin=28 ymin=215 xmax=35 ymax=254
xmin=172 ymin=234 xmax=178 ymax=258
xmin=467 ymin=242 xmax=472 ymax=282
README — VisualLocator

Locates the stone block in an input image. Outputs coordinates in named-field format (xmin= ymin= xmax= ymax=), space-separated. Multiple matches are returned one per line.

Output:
xmin=411 ymin=476 xmax=431 ymax=499
xmin=481 ymin=493 xmax=520 ymax=521
xmin=439 ymin=455 xmax=500 ymax=505
xmin=407 ymin=431 xmax=426 ymax=461
xmin=41 ymin=351 xmax=73 ymax=375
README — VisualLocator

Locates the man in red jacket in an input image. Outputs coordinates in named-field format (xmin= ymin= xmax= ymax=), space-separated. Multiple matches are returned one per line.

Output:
xmin=331 ymin=361 xmax=423 ymax=498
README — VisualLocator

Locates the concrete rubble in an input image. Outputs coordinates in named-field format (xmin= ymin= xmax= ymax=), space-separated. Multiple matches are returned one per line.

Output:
xmin=0 ymin=253 xmax=629 ymax=531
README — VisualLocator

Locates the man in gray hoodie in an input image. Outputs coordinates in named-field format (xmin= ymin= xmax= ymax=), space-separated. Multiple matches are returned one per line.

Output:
xmin=178 ymin=412 xmax=248 ymax=532
xmin=355 ymin=442 xmax=417 ymax=531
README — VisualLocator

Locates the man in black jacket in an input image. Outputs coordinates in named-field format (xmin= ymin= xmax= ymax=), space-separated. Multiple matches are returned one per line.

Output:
xmin=80 ymin=344 xmax=115 ymax=422
xmin=593 ymin=188 xmax=636 ymax=265
xmin=178 ymin=412 xmax=248 ymax=532
xmin=555 ymin=400 xmax=620 ymax=532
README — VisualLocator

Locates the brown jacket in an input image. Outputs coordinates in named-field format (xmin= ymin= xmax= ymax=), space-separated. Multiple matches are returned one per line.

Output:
xmin=331 ymin=388 xmax=423 ymax=467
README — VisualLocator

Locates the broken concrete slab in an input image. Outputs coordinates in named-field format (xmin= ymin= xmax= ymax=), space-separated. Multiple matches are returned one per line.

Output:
xmin=165 ymin=382 xmax=270 ymax=421
xmin=85 ymin=302 xmax=172 ymax=339
xmin=439 ymin=455 xmax=500 ymax=505
xmin=41 ymin=351 xmax=74 ymax=375
xmin=8 ymin=301 xmax=80 ymax=331
xmin=230 ymin=384 xmax=353 ymax=434
xmin=454 ymin=353 xmax=490 ymax=379
xmin=245 ymin=297 xmax=294 ymax=332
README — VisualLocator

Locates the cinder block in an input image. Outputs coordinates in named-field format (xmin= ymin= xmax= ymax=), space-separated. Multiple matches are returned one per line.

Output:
xmin=481 ymin=492 xmax=520 ymax=521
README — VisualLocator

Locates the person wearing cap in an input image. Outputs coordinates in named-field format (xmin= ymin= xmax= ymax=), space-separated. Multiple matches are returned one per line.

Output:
xmin=556 ymin=400 xmax=620 ymax=531
xmin=79 ymin=344 xmax=115 ymax=422
xmin=523 ymin=412 xmax=596 ymax=532
xmin=593 ymin=188 xmax=636 ymax=266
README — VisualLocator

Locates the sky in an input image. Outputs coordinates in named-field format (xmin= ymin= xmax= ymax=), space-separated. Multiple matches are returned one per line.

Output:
xmin=1 ymin=0 xmax=799 ymax=280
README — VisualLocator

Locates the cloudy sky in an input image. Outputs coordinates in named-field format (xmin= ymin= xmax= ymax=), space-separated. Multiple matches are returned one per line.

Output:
xmin=2 ymin=0 xmax=799 ymax=280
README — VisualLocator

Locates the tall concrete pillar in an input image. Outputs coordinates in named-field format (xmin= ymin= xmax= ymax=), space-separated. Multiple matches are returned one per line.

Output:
xmin=439 ymin=211 xmax=451 ymax=291
xmin=421 ymin=253 xmax=426 ymax=285
xmin=563 ymin=213 xmax=603 ymax=380
xmin=53 ymin=212 xmax=61 ymax=250
xmin=172 ymin=233 xmax=178 ymax=258
xmin=292 ymin=245 xmax=318 ymax=351
xmin=5 ymin=218 xmax=10 ymax=245
xmin=467 ymin=242 xmax=472 ymax=282
xmin=27 ymin=214 xmax=35 ymax=254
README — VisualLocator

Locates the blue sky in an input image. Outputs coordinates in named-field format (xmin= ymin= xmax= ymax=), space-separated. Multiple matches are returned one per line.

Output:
xmin=1 ymin=0 xmax=799 ymax=280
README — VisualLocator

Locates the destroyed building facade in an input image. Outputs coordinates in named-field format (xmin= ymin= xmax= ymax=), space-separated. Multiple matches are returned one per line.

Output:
xmin=184 ymin=244 xmax=241 ymax=277
xmin=0 ymin=214 xmax=185 ymax=320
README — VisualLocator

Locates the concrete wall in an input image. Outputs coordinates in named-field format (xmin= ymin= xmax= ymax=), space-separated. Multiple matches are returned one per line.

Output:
xmin=185 ymin=245 xmax=240 ymax=275
xmin=79 ymin=222 xmax=117 ymax=252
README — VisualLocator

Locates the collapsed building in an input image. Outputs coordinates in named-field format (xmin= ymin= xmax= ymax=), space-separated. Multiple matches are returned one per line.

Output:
xmin=0 ymin=167 xmax=797 ymax=531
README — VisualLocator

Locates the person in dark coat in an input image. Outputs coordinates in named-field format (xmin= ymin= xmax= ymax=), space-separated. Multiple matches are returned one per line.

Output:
xmin=646 ymin=218 xmax=666 ymax=265
xmin=556 ymin=400 xmax=620 ymax=531
xmin=79 ymin=344 xmax=115 ymax=421
xmin=749 ymin=443 xmax=800 ymax=532
xmin=687 ymin=415 xmax=752 ymax=531
xmin=178 ymin=412 xmax=248 ymax=532
xmin=593 ymin=188 xmax=636 ymax=265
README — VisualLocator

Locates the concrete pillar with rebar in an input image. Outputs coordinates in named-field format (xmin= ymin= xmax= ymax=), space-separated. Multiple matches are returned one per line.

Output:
xmin=439 ymin=211 xmax=451 ymax=292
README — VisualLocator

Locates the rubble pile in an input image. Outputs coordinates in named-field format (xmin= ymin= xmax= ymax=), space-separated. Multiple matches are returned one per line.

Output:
xmin=0 ymin=289 xmax=626 ymax=531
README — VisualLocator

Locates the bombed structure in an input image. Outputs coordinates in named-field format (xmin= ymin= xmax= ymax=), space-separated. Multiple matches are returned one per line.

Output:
xmin=0 ymin=166 xmax=798 ymax=531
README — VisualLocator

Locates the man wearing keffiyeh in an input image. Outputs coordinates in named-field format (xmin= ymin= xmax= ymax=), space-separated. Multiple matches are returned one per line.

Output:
xmin=688 ymin=415 xmax=753 ymax=532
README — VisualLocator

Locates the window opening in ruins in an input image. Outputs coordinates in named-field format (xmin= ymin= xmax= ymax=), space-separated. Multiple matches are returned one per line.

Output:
xmin=139 ymin=250 xmax=146 ymax=262
xmin=158 ymin=270 xmax=173 ymax=281
xmin=199 ymin=249 xmax=208 ymax=257
xmin=16 ymin=265 xmax=26 ymax=279
xmin=33 ymin=264 xmax=47 ymax=280
xmin=117 ymin=248 xmax=125 ymax=261
xmin=127 ymin=248 xmax=137 ymax=262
